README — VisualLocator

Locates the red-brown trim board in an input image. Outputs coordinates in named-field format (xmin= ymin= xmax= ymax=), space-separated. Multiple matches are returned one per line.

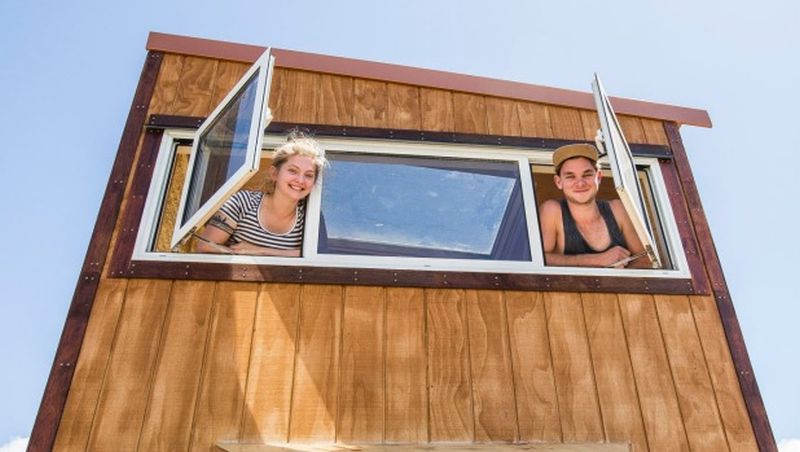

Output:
xmin=665 ymin=122 xmax=776 ymax=451
xmin=27 ymin=52 xmax=165 ymax=452
xmin=146 ymin=31 xmax=712 ymax=128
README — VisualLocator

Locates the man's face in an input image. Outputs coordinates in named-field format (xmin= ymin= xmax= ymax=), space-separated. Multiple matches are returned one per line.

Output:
xmin=554 ymin=157 xmax=602 ymax=205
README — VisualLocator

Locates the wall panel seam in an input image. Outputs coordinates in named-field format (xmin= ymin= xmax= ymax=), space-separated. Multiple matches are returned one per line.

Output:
xmin=186 ymin=282 xmax=220 ymax=450
xmin=237 ymin=283 xmax=265 ymax=441
xmin=134 ymin=280 xmax=176 ymax=452
xmin=285 ymin=284 xmax=304 ymax=443
xmin=579 ymin=293 xmax=609 ymax=442
xmin=501 ymin=291 xmax=522 ymax=442
xmin=651 ymin=295 xmax=693 ymax=448
xmin=542 ymin=293 xmax=565 ymax=442
xmin=613 ymin=295 xmax=651 ymax=451
xmin=81 ymin=280 xmax=130 ymax=452
xmin=686 ymin=296 xmax=735 ymax=452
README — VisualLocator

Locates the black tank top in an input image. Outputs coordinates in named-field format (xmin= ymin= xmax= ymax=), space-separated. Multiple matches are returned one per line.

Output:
xmin=561 ymin=199 xmax=626 ymax=255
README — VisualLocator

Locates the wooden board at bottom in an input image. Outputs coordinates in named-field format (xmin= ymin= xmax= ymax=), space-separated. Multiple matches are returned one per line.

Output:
xmin=188 ymin=281 xmax=259 ymax=451
xmin=138 ymin=280 xmax=216 ymax=451
xmin=218 ymin=442 xmax=630 ymax=452
xmin=689 ymin=296 xmax=758 ymax=451
xmin=654 ymin=295 xmax=729 ymax=451
xmin=337 ymin=286 xmax=386 ymax=443
xmin=53 ymin=278 xmax=127 ymax=451
xmin=465 ymin=290 xmax=517 ymax=442
xmin=240 ymin=283 xmax=303 ymax=443
xmin=504 ymin=291 xmax=560 ymax=442
xmin=544 ymin=292 xmax=603 ymax=443
xmin=617 ymin=294 xmax=689 ymax=451
xmin=289 ymin=285 xmax=344 ymax=442
xmin=580 ymin=293 xmax=647 ymax=451
xmin=384 ymin=287 xmax=428 ymax=443
xmin=426 ymin=288 xmax=473 ymax=442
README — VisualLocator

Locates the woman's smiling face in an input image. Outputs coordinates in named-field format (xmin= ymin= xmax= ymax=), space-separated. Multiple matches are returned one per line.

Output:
xmin=271 ymin=154 xmax=317 ymax=201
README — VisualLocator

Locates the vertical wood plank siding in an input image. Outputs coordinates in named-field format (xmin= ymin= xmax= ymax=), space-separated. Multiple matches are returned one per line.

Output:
xmin=55 ymin=280 xmax=759 ymax=451
xmin=47 ymin=52 xmax=762 ymax=451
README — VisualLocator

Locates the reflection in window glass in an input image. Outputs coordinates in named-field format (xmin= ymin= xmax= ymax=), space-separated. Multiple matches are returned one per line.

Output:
xmin=319 ymin=153 xmax=531 ymax=261
xmin=181 ymin=71 xmax=259 ymax=226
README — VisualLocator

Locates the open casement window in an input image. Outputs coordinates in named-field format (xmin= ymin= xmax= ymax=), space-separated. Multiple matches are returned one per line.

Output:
xmin=170 ymin=49 xmax=276 ymax=249
xmin=531 ymin=163 xmax=675 ymax=270
xmin=592 ymin=74 xmax=662 ymax=268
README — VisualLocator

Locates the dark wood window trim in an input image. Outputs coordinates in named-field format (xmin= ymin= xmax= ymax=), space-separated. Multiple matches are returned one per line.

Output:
xmin=665 ymin=122 xmax=777 ymax=451
xmin=28 ymin=52 xmax=164 ymax=452
xmin=107 ymin=118 xmax=705 ymax=296
xmin=147 ymin=114 xmax=675 ymax=159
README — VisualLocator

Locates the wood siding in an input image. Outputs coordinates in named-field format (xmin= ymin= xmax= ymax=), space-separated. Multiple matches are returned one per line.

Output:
xmin=54 ymin=280 xmax=757 ymax=451
xmin=50 ymin=52 xmax=759 ymax=451
xmin=144 ymin=54 xmax=669 ymax=145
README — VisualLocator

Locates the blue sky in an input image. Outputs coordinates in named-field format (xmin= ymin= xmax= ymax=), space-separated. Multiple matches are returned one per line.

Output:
xmin=1 ymin=0 xmax=798 ymax=448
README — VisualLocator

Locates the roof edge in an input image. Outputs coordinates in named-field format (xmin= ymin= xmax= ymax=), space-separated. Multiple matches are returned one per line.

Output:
xmin=146 ymin=31 xmax=712 ymax=128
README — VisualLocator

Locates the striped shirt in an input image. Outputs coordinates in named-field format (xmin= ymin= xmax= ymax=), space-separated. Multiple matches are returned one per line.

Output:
xmin=218 ymin=190 xmax=305 ymax=250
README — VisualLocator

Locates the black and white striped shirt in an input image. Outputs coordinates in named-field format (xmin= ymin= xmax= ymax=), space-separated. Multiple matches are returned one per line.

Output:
xmin=218 ymin=191 xmax=305 ymax=250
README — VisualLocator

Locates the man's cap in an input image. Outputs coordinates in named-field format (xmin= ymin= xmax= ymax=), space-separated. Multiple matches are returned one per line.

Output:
xmin=552 ymin=143 xmax=599 ymax=170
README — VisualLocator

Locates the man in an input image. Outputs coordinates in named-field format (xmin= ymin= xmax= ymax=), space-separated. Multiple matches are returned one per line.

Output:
xmin=538 ymin=143 xmax=649 ymax=268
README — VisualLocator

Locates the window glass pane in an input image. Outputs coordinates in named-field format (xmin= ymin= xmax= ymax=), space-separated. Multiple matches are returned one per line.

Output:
xmin=180 ymin=71 xmax=259 ymax=226
xmin=318 ymin=153 xmax=531 ymax=261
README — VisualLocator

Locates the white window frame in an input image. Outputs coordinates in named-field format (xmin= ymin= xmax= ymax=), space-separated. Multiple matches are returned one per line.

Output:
xmin=132 ymin=132 xmax=690 ymax=279
xmin=592 ymin=73 xmax=662 ymax=268
xmin=171 ymin=49 xmax=275 ymax=249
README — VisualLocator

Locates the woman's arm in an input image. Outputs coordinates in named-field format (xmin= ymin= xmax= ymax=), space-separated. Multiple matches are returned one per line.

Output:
xmin=228 ymin=241 xmax=301 ymax=257
xmin=194 ymin=213 xmax=236 ymax=253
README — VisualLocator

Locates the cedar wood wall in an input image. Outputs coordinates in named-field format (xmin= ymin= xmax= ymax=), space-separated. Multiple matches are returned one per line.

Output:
xmin=51 ymin=54 xmax=758 ymax=451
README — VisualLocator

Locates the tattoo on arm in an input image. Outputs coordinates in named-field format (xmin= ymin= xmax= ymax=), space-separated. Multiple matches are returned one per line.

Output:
xmin=208 ymin=214 xmax=235 ymax=235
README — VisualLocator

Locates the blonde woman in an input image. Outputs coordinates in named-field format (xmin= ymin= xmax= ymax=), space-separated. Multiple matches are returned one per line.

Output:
xmin=196 ymin=134 xmax=326 ymax=256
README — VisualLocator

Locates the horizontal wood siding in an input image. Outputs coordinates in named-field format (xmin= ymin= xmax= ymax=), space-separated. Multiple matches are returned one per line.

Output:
xmin=145 ymin=53 xmax=669 ymax=145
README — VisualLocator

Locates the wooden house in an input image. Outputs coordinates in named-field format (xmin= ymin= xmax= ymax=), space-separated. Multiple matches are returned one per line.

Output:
xmin=29 ymin=32 xmax=776 ymax=451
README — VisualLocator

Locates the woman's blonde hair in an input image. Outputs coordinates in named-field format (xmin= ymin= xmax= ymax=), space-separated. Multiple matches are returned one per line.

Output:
xmin=264 ymin=131 xmax=327 ymax=194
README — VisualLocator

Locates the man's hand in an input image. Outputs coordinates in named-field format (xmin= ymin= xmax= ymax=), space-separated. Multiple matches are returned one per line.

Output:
xmin=594 ymin=246 xmax=631 ymax=268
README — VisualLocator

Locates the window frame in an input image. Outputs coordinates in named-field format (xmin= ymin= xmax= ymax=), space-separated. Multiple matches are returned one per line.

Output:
xmin=130 ymin=130 xmax=691 ymax=280
xmin=171 ymin=49 xmax=275 ymax=249
xmin=592 ymin=73 xmax=663 ymax=268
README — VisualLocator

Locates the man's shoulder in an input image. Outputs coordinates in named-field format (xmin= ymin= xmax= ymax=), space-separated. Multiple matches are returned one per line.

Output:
xmin=538 ymin=199 xmax=563 ymax=223
xmin=605 ymin=198 xmax=635 ymax=229
xmin=540 ymin=198 xmax=563 ymax=211
xmin=606 ymin=198 xmax=626 ymax=214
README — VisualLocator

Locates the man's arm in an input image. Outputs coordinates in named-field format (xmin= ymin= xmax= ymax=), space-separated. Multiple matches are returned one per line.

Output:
xmin=545 ymin=246 xmax=632 ymax=267
xmin=609 ymin=199 xmax=651 ymax=268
